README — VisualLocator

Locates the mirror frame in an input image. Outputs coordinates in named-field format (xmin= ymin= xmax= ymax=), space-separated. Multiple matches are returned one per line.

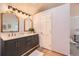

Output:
xmin=1 ymin=13 xmax=19 ymax=32
xmin=24 ymin=18 xmax=33 ymax=32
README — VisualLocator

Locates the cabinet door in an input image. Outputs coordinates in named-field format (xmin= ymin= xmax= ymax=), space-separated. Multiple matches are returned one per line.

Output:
xmin=24 ymin=35 xmax=39 ymax=50
xmin=4 ymin=39 xmax=17 ymax=56
xmin=31 ymin=35 xmax=39 ymax=47
xmin=17 ymin=37 xmax=31 ymax=55
xmin=17 ymin=35 xmax=39 ymax=55
xmin=17 ymin=37 xmax=25 ymax=55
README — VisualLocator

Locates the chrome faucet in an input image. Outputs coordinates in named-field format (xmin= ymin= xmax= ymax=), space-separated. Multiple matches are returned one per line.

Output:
xmin=8 ymin=33 xmax=10 ymax=37
xmin=8 ymin=33 xmax=16 ymax=37
xmin=12 ymin=33 xmax=13 ymax=36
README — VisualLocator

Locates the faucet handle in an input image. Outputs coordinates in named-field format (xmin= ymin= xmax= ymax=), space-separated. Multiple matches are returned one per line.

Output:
xmin=12 ymin=33 xmax=13 ymax=36
xmin=14 ymin=33 xmax=16 ymax=36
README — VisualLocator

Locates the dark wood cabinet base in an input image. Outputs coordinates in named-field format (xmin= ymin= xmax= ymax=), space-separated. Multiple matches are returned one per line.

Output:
xmin=0 ymin=34 xmax=39 ymax=56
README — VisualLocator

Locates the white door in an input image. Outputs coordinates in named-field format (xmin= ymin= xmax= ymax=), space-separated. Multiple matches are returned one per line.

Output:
xmin=39 ymin=13 xmax=52 ymax=50
xmin=33 ymin=12 xmax=52 ymax=50
xmin=33 ymin=13 xmax=44 ymax=47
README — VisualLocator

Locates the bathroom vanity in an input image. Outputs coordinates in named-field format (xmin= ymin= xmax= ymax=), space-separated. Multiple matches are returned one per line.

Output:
xmin=0 ymin=11 xmax=39 ymax=56
xmin=0 ymin=33 xmax=39 ymax=56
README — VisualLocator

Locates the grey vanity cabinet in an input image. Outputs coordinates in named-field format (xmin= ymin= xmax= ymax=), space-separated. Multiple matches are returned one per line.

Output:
xmin=17 ymin=37 xmax=30 ymax=55
xmin=1 ymin=34 xmax=39 ymax=56
xmin=4 ymin=39 xmax=17 ymax=56
xmin=17 ymin=35 xmax=39 ymax=55
xmin=30 ymin=35 xmax=39 ymax=47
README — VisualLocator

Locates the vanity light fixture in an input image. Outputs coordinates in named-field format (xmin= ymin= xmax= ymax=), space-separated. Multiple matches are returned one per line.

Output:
xmin=17 ymin=10 xmax=20 ymax=13
xmin=22 ymin=12 xmax=24 ymax=14
xmin=8 ymin=5 xmax=12 ymax=9
xmin=8 ymin=5 xmax=31 ymax=16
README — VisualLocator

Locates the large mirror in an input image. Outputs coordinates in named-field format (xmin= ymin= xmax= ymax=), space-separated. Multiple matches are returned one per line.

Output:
xmin=24 ymin=16 xmax=34 ymax=32
xmin=1 ymin=13 xmax=19 ymax=32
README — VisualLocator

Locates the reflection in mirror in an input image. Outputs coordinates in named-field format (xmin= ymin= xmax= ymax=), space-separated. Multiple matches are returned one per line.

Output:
xmin=1 ymin=13 xmax=19 ymax=32
xmin=24 ymin=16 xmax=33 ymax=32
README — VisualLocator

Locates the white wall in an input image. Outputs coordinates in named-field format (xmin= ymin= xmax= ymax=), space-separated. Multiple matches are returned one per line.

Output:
xmin=52 ymin=4 xmax=70 ymax=55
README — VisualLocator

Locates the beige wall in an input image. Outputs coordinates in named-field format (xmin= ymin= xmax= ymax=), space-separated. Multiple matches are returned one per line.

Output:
xmin=0 ymin=4 xmax=8 ymax=32
xmin=0 ymin=14 xmax=1 ymax=32
xmin=70 ymin=4 xmax=79 ymax=35
xmin=70 ymin=3 xmax=79 ymax=17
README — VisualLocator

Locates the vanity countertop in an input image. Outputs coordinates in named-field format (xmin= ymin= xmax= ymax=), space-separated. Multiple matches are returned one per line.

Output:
xmin=0 ymin=32 xmax=38 ymax=41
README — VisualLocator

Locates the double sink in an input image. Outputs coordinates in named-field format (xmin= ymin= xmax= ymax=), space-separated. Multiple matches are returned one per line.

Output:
xmin=0 ymin=32 xmax=37 ymax=41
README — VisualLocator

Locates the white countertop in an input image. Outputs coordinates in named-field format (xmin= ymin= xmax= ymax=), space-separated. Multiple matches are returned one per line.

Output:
xmin=0 ymin=32 xmax=38 ymax=41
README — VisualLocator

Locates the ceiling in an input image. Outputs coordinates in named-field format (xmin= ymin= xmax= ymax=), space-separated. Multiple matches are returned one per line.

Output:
xmin=7 ymin=3 xmax=64 ymax=15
